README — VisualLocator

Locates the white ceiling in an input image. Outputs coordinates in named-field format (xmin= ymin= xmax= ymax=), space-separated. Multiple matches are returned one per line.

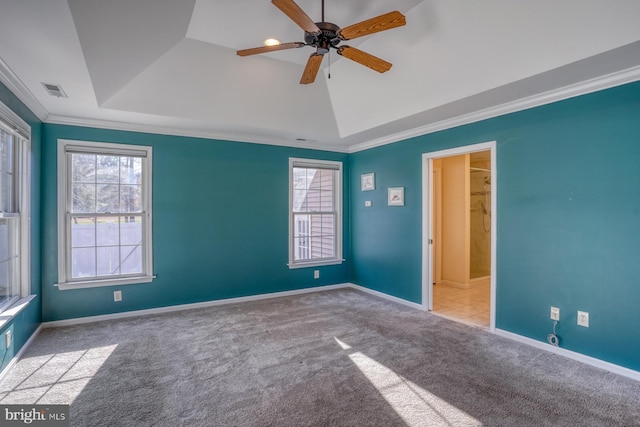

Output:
xmin=1 ymin=0 xmax=640 ymax=152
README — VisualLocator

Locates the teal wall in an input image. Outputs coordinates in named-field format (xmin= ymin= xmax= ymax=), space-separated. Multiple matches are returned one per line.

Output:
xmin=41 ymin=124 xmax=350 ymax=321
xmin=350 ymin=81 xmax=640 ymax=371
xmin=3 ymin=76 xmax=640 ymax=375
xmin=0 ymin=82 xmax=42 ymax=371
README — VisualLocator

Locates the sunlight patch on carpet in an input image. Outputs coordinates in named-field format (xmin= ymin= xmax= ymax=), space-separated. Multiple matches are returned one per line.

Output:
xmin=334 ymin=337 xmax=352 ymax=350
xmin=348 ymin=351 xmax=481 ymax=427
xmin=0 ymin=345 xmax=118 ymax=405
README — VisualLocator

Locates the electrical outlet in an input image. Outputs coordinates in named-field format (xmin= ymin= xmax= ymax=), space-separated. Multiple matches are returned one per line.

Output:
xmin=5 ymin=330 xmax=11 ymax=348
xmin=550 ymin=307 xmax=560 ymax=321
xmin=577 ymin=311 xmax=589 ymax=327
xmin=114 ymin=290 xmax=122 ymax=302
xmin=314 ymin=270 xmax=319 ymax=279
xmin=365 ymin=201 xmax=372 ymax=207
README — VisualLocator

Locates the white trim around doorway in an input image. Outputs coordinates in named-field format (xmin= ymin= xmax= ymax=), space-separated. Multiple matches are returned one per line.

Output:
xmin=421 ymin=141 xmax=497 ymax=331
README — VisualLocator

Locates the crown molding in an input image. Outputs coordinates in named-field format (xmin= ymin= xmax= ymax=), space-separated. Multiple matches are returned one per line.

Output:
xmin=349 ymin=65 xmax=640 ymax=153
xmin=45 ymin=114 xmax=350 ymax=153
xmin=4 ymin=50 xmax=639 ymax=154
xmin=0 ymin=57 xmax=48 ymax=121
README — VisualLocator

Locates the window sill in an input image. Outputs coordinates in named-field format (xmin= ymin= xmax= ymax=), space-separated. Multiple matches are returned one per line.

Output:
xmin=55 ymin=275 xmax=156 ymax=290
xmin=0 ymin=295 xmax=37 ymax=330
xmin=288 ymin=259 xmax=345 ymax=269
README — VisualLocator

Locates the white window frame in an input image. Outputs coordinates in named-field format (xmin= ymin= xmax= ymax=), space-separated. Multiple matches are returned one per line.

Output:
xmin=288 ymin=158 xmax=343 ymax=269
xmin=56 ymin=139 xmax=154 ymax=290
xmin=0 ymin=100 xmax=32 ymax=316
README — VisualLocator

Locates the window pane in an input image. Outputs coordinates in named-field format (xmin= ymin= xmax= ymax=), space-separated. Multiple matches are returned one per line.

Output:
xmin=293 ymin=189 xmax=308 ymax=212
xmin=120 ymin=185 xmax=141 ymax=213
xmin=0 ymin=218 xmax=19 ymax=306
xmin=96 ymin=184 xmax=119 ymax=213
xmin=293 ymin=213 xmax=336 ymax=261
xmin=72 ymin=183 xmax=96 ymax=212
xmin=96 ymin=155 xmax=120 ymax=183
xmin=0 ymin=132 xmax=14 ymax=213
xmin=72 ymin=247 xmax=96 ymax=278
xmin=304 ymin=190 xmax=321 ymax=212
xmin=121 ymin=245 xmax=142 ymax=274
xmin=290 ymin=162 xmax=340 ymax=265
xmin=310 ymin=214 xmax=335 ymax=259
xmin=292 ymin=167 xmax=334 ymax=213
xmin=292 ymin=167 xmax=311 ymax=190
xmin=0 ymin=127 xmax=22 ymax=310
xmin=309 ymin=213 xmax=335 ymax=233
xmin=121 ymin=216 xmax=142 ymax=245
xmin=71 ymin=216 xmax=96 ymax=248
xmin=309 ymin=236 xmax=335 ymax=259
xmin=320 ymin=190 xmax=334 ymax=211
xmin=293 ymin=214 xmax=309 ymax=236
xmin=120 ymin=157 xmax=141 ymax=184
xmin=97 ymin=246 xmax=120 ymax=276
xmin=96 ymin=216 xmax=119 ymax=246
xmin=293 ymin=237 xmax=310 ymax=261
xmin=63 ymin=142 xmax=151 ymax=284
xmin=72 ymin=154 xmax=95 ymax=183
xmin=320 ymin=214 xmax=335 ymax=232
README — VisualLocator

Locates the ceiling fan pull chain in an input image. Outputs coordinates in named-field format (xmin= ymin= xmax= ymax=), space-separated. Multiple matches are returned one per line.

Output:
xmin=237 ymin=0 xmax=405 ymax=84
xmin=328 ymin=50 xmax=331 ymax=79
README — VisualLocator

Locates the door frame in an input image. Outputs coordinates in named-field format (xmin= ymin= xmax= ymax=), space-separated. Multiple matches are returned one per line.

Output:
xmin=421 ymin=141 xmax=497 ymax=331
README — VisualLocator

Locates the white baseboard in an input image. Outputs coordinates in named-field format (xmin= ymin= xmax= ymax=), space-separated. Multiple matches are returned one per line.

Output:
xmin=43 ymin=283 xmax=350 ymax=328
xmin=42 ymin=282 xmax=427 ymax=329
xmin=494 ymin=329 xmax=640 ymax=382
xmin=18 ymin=284 xmax=640 ymax=384
xmin=439 ymin=280 xmax=471 ymax=289
xmin=348 ymin=283 xmax=426 ymax=311
xmin=469 ymin=276 xmax=490 ymax=286
xmin=0 ymin=324 xmax=43 ymax=383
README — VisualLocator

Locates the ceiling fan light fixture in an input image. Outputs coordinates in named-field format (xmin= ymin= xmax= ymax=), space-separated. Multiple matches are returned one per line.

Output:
xmin=264 ymin=38 xmax=281 ymax=46
xmin=237 ymin=0 xmax=406 ymax=84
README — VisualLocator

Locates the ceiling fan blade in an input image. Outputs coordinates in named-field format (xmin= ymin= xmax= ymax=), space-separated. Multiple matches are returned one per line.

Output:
xmin=300 ymin=53 xmax=324 ymax=84
xmin=337 ymin=46 xmax=392 ymax=73
xmin=272 ymin=0 xmax=321 ymax=34
xmin=338 ymin=11 xmax=406 ymax=41
xmin=237 ymin=42 xmax=305 ymax=57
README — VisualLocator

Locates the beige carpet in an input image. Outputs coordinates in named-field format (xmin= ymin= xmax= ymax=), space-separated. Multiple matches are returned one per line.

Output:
xmin=1 ymin=289 xmax=639 ymax=426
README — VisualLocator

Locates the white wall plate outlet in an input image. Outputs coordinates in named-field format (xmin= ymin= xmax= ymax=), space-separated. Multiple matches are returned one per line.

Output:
xmin=314 ymin=270 xmax=319 ymax=279
xmin=577 ymin=310 xmax=589 ymax=327
xmin=114 ymin=290 xmax=122 ymax=302
xmin=550 ymin=307 xmax=560 ymax=321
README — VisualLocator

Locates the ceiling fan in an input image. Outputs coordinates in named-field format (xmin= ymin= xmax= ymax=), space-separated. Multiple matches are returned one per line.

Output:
xmin=237 ymin=0 xmax=406 ymax=84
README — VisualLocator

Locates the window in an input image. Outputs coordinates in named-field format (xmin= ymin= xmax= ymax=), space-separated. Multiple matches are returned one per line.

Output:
xmin=0 ymin=102 xmax=30 ymax=313
xmin=57 ymin=140 xmax=153 ymax=289
xmin=289 ymin=158 xmax=342 ymax=268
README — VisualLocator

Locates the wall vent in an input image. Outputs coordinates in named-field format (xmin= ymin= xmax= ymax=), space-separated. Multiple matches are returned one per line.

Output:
xmin=41 ymin=83 xmax=68 ymax=98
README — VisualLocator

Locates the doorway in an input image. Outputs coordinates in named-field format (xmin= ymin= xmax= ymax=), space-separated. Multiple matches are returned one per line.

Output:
xmin=422 ymin=142 xmax=496 ymax=330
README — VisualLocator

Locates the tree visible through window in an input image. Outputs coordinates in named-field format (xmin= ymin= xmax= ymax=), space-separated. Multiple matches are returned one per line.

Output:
xmin=0 ymin=129 xmax=20 ymax=309
xmin=58 ymin=140 xmax=153 ymax=288
xmin=70 ymin=153 xmax=143 ymax=278
xmin=0 ymin=102 xmax=30 ymax=313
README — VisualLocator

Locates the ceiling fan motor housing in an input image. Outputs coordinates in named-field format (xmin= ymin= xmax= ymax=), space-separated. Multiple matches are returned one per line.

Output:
xmin=304 ymin=22 xmax=341 ymax=54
